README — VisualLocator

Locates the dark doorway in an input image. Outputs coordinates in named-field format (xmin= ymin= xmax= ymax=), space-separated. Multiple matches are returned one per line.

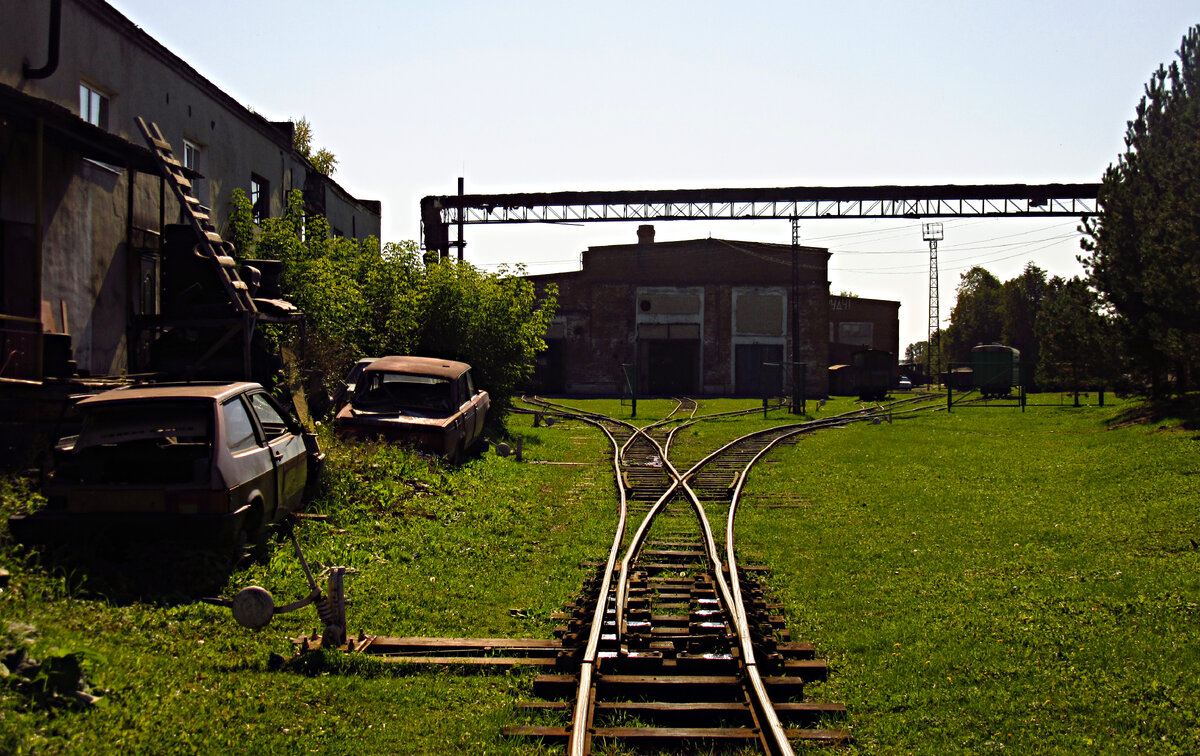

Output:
xmin=736 ymin=343 xmax=784 ymax=396
xmin=1 ymin=221 xmax=38 ymax=319
xmin=531 ymin=339 xmax=565 ymax=393
xmin=639 ymin=339 xmax=699 ymax=395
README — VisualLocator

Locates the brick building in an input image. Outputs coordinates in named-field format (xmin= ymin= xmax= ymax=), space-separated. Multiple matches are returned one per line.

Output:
xmin=527 ymin=225 xmax=899 ymax=397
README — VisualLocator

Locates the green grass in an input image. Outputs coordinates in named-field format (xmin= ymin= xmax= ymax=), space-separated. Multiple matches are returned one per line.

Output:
xmin=2 ymin=397 xmax=1198 ymax=754
xmin=741 ymin=400 xmax=1200 ymax=753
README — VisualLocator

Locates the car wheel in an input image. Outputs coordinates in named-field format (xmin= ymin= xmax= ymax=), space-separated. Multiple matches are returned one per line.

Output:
xmin=235 ymin=501 xmax=266 ymax=560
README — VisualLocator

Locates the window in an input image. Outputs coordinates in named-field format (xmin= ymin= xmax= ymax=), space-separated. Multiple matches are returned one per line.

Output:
xmin=182 ymin=139 xmax=207 ymax=208
xmin=838 ymin=322 xmax=874 ymax=345
xmin=248 ymin=392 xmax=292 ymax=441
xmin=250 ymin=175 xmax=269 ymax=223
xmin=78 ymin=83 xmax=109 ymax=128
xmin=182 ymin=140 xmax=199 ymax=173
xmin=222 ymin=398 xmax=259 ymax=451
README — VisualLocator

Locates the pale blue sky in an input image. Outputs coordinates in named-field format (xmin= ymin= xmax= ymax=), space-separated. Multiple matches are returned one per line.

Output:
xmin=108 ymin=1 xmax=1199 ymax=350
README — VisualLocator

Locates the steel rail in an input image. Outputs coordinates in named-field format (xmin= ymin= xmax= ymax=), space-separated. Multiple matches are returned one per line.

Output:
xmin=568 ymin=400 xmax=695 ymax=756
xmin=559 ymin=413 xmax=629 ymax=756
xmin=722 ymin=425 xmax=817 ymax=755
xmin=664 ymin=402 xmax=939 ymax=753
xmin=610 ymin=418 xmax=817 ymax=754
xmin=518 ymin=397 xmax=692 ymax=756
xmin=514 ymin=394 xmax=943 ymax=753
xmin=672 ymin=425 xmax=817 ymax=755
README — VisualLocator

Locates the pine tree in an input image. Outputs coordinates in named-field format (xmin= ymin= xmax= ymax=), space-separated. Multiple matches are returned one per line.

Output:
xmin=1080 ymin=25 xmax=1200 ymax=395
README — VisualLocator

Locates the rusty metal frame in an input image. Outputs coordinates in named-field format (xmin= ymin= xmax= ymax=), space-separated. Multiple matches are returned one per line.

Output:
xmin=420 ymin=183 xmax=1100 ymax=255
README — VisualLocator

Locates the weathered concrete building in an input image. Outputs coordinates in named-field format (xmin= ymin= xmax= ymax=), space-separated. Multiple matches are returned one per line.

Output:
xmin=527 ymin=225 xmax=900 ymax=398
xmin=0 ymin=0 xmax=381 ymax=380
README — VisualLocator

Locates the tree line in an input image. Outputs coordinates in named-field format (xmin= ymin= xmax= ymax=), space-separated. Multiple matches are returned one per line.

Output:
xmin=908 ymin=263 xmax=1111 ymax=393
xmin=913 ymin=25 xmax=1200 ymax=398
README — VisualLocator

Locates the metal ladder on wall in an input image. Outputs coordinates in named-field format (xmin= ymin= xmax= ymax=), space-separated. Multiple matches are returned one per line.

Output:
xmin=135 ymin=117 xmax=257 ymax=314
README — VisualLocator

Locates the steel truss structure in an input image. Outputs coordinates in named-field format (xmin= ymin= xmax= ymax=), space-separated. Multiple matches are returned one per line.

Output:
xmin=420 ymin=183 xmax=1100 ymax=255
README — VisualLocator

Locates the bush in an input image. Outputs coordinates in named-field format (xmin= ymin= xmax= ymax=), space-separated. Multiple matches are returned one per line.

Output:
xmin=230 ymin=190 xmax=556 ymax=420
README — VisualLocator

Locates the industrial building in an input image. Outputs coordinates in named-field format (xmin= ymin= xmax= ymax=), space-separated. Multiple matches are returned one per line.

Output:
xmin=527 ymin=225 xmax=899 ymax=398
xmin=0 ymin=0 xmax=381 ymax=381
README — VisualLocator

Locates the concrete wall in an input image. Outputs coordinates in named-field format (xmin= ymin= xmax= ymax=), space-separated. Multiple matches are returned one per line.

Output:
xmin=1 ymin=0 xmax=380 ymax=241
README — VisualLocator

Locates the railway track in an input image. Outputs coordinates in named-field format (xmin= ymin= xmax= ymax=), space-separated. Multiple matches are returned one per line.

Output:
xmin=287 ymin=395 xmax=940 ymax=751
xmin=504 ymin=395 xmax=941 ymax=753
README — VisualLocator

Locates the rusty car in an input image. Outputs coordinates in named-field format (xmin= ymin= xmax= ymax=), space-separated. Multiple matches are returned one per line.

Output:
xmin=333 ymin=356 xmax=489 ymax=461
xmin=9 ymin=382 xmax=323 ymax=545
xmin=329 ymin=356 xmax=378 ymax=411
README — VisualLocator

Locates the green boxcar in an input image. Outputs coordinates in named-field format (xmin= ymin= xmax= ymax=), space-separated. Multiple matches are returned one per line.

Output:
xmin=970 ymin=344 xmax=1020 ymax=398
xmin=852 ymin=348 xmax=893 ymax=401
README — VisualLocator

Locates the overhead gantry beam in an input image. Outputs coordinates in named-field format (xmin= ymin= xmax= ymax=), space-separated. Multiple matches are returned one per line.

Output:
xmin=419 ymin=183 xmax=1100 ymax=256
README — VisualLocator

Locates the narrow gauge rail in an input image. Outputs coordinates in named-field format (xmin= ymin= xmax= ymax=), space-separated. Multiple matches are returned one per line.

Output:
xmin=510 ymin=396 xmax=941 ymax=754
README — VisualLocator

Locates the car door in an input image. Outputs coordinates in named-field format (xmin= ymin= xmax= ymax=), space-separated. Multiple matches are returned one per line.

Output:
xmin=463 ymin=370 xmax=486 ymax=444
xmin=221 ymin=395 xmax=276 ymax=515
xmin=246 ymin=391 xmax=308 ymax=515
xmin=455 ymin=375 xmax=477 ymax=447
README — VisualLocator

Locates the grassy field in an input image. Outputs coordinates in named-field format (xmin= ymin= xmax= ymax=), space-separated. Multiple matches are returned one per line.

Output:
xmin=2 ymin=396 xmax=1198 ymax=754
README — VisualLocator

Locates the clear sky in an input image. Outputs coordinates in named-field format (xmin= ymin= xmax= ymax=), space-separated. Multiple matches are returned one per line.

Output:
xmin=107 ymin=0 xmax=1199 ymax=352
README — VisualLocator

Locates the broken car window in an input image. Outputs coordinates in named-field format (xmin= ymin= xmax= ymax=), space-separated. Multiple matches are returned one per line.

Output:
xmin=352 ymin=372 xmax=454 ymax=413
xmin=248 ymin=392 xmax=291 ymax=441
xmin=77 ymin=402 xmax=209 ymax=449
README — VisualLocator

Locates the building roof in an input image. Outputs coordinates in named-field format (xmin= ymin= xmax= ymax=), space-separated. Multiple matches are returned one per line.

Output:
xmin=526 ymin=235 xmax=830 ymax=286
xmin=0 ymin=81 xmax=159 ymax=173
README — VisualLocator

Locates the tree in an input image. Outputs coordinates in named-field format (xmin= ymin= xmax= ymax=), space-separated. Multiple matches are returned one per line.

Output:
xmin=292 ymin=117 xmax=339 ymax=177
xmin=1035 ymin=276 xmax=1114 ymax=394
xmin=942 ymin=266 xmax=1003 ymax=363
xmin=1000 ymin=263 xmax=1048 ymax=388
xmin=416 ymin=261 xmax=557 ymax=417
xmin=230 ymin=189 xmax=557 ymax=420
xmin=1080 ymin=25 xmax=1200 ymax=396
xmin=226 ymin=187 xmax=255 ymax=258
xmin=904 ymin=341 xmax=927 ymax=364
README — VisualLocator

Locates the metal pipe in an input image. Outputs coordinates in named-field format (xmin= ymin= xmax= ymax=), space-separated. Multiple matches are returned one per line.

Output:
xmin=34 ymin=118 xmax=44 ymax=379
xmin=23 ymin=0 xmax=63 ymax=80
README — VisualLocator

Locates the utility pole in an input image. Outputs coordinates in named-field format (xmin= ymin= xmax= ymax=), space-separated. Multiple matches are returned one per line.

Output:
xmin=455 ymin=176 xmax=465 ymax=261
xmin=923 ymin=222 xmax=943 ymax=385
xmin=791 ymin=218 xmax=801 ymax=414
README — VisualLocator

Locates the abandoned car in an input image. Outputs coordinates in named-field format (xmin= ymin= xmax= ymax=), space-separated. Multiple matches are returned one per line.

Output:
xmin=334 ymin=356 xmax=489 ymax=460
xmin=9 ymin=382 xmax=323 ymax=543
xmin=329 ymin=356 xmax=378 ymax=411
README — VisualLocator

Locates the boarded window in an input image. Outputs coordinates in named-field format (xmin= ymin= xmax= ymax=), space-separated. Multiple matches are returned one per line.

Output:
xmin=735 ymin=293 xmax=784 ymax=336
xmin=838 ymin=322 xmax=874 ymax=345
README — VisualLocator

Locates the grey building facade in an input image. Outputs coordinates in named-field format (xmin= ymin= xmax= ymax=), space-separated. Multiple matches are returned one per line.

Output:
xmin=0 ymin=0 xmax=381 ymax=379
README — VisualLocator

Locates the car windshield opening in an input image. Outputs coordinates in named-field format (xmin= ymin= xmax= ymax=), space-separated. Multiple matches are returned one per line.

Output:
xmin=353 ymin=372 xmax=454 ymax=413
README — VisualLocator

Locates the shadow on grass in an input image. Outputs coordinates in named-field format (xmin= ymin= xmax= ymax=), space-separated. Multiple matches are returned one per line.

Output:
xmin=19 ymin=533 xmax=244 ymax=605
xmin=1107 ymin=394 xmax=1200 ymax=431
xmin=282 ymin=648 xmax=532 ymax=679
